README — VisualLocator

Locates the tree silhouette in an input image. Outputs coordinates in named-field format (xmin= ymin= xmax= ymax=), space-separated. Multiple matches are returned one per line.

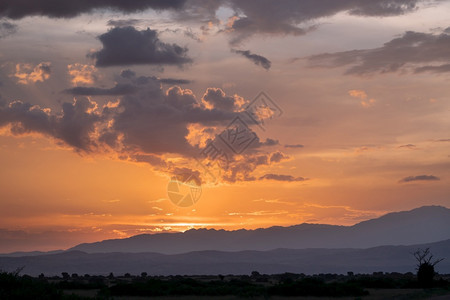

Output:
xmin=413 ymin=248 xmax=444 ymax=288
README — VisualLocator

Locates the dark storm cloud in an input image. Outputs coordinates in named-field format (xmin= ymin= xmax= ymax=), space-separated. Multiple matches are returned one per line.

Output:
xmin=399 ymin=175 xmax=440 ymax=183
xmin=0 ymin=0 xmax=186 ymax=19
xmin=225 ymin=0 xmax=420 ymax=44
xmin=308 ymin=30 xmax=450 ymax=75
xmin=285 ymin=144 xmax=304 ymax=148
xmin=65 ymin=83 xmax=137 ymax=96
xmin=231 ymin=49 xmax=271 ymax=70
xmin=0 ymin=21 xmax=17 ymax=38
xmin=89 ymin=26 xmax=192 ymax=67
xmin=259 ymin=174 xmax=306 ymax=182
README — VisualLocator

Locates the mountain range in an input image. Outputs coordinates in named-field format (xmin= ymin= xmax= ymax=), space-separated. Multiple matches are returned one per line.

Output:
xmin=69 ymin=205 xmax=450 ymax=254
xmin=1 ymin=205 xmax=449 ymax=276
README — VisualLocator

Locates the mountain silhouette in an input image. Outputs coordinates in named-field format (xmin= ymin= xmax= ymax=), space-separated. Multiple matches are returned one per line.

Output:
xmin=67 ymin=205 xmax=450 ymax=254
xmin=1 ymin=239 xmax=449 ymax=276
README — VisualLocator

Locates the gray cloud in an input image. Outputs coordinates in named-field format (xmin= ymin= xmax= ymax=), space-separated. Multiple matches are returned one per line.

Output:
xmin=159 ymin=78 xmax=192 ymax=85
xmin=415 ymin=64 xmax=450 ymax=74
xmin=107 ymin=19 xmax=142 ymax=27
xmin=259 ymin=173 xmax=306 ymax=182
xmin=398 ymin=144 xmax=416 ymax=149
xmin=0 ymin=0 xmax=186 ymax=19
xmin=261 ymin=138 xmax=279 ymax=146
xmin=231 ymin=49 xmax=271 ymax=70
xmin=201 ymin=87 xmax=244 ymax=112
xmin=120 ymin=70 xmax=191 ymax=85
xmin=90 ymin=26 xmax=192 ymax=67
xmin=65 ymin=83 xmax=136 ymax=96
xmin=0 ymin=98 xmax=101 ymax=151
xmin=308 ymin=30 xmax=450 ymax=75
xmin=0 ymin=21 xmax=17 ymax=38
xmin=399 ymin=175 xmax=440 ymax=183
xmin=269 ymin=151 xmax=288 ymax=163
xmin=226 ymin=0 xmax=420 ymax=44
xmin=223 ymin=152 xmax=285 ymax=183
xmin=38 ymin=63 xmax=51 ymax=75
xmin=285 ymin=144 xmax=304 ymax=148
xmin=1 ymin=71 xmax=287 ymax=182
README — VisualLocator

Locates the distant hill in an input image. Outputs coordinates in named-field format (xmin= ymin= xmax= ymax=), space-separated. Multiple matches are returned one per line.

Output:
xmin=68 ymin=205 xmax=450 ymax=254
xmin=0 ymin=250 xmax=63 ymax=257
xmin=1 ymin=239 xmax=449 ymax=276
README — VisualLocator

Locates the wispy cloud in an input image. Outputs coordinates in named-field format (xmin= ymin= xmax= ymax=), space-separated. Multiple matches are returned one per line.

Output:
xmin=308 ymin=30 xmax=450 ymax=75
xmin=285 ymin=144 xmax=304 ymax=149
xmin=259 ymin=174 xmax=306 ymax=182
xmin=231 ymin=49 xmax=271 ymax=70
xmin=399 ymin=175 xmax=440 ymax=183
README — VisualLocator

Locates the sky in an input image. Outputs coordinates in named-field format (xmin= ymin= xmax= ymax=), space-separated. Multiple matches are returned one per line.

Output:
xmin=0 ymin=0 xmax=449 ymax=253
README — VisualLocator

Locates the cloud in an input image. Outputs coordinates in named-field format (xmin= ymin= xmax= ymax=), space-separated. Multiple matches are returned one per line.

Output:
xmin=223 ymin=152 xmax=288 ymax=182
xmin=399 ymin=175 xmax=440 ymax=183
xmin=0 ymin=0 xmax=186 ymax=19
xmin=415 ymin=64 xmax=450 ymax=73
xmin=65 ymin=83 xmax=136 ymax=95
xmin=308 ymin=30 xmax=450 ymax=75
xmin=1 ymin=71 xmax=287 ymax=183
xmin=201 ymin=87 xmax=245 ymax=112
xmin=13 ymin=62 xmax=51 ymax=84
xmin=89 ymin=26 xmax=192 ymax=67
xmin=231 ymin=49 xmax=271 ymax=70
xmin=225 ymin=0 xmax=420 ymax=44
xmin=65 ymin=71 xmax=190 ymax=95
xmin=120 ymin=70 xmax=191 ymax=86
xmin=348 ymin=90 xmax=377 ymax=108
xmin=259 ymin=173 xmax=306 ymax=182
xmin=285 ymin=144 xmax=303 ymax=148
xmin=259 ymin=138 xmax=279 ymax=147
xmin=269 ymin=151 xmax=288 ymax=163
xmin=398 ymin=144 xmax=416 ymax=149
xmin=0 ymin=20 xmax=17 ymax=38
xmin=0 ymin=98 xmax=101 ymax=151
xmin=107 ymin=19 xmax=143 ymax=28
xmin=348 ymin=90 xmax=367 ymax=100
xmin=159 ymin=78 xmax=192 ymax=85
xmin=67 ymin=64 xmax=98 ymax=86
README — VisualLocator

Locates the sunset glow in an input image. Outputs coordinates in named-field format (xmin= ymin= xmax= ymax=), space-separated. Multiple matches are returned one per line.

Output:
xmin=0 ymin=0 xmax=449 ymax=253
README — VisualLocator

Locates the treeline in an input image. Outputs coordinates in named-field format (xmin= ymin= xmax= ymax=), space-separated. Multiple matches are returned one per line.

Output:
xmin=1 ymin=269 xmax=450 ymax=299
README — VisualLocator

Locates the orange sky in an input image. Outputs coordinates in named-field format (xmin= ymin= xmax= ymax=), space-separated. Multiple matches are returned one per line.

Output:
xmin=0 ymin=1 xmax=449 ymax=252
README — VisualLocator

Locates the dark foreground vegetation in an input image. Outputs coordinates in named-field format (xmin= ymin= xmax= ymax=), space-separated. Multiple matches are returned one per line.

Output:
xmin=1 ymin=269 xmax=450 ymax=299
